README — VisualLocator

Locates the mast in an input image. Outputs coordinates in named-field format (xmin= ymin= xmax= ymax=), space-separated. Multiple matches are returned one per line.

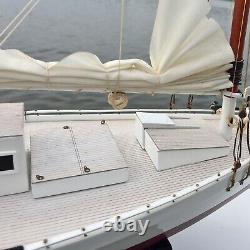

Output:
xmin=220 ymin=0 xmax=250 ymax=140
xmin=229 ymin=0 xmax=250 ymax=92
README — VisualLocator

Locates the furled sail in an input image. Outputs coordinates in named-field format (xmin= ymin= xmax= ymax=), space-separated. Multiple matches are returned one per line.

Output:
xmin=0 ymin=0 xmax=234 ymax=95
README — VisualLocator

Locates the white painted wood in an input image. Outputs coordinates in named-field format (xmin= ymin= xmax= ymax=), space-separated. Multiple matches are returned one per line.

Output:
xmin=135 ymin=114 xmax=146 ymax=149
xmin=145 ymin=128 xmax=230 ymax=171
xmin=135 ymin=112 xmax=200 ymax=149
xmin=0 ymin=103 xmax=24 ymax=137
xmin=0 ymin=136 xmax=29 ymax=196
xmin=32 ymin=168 xmax=128 ymax=199
xmin=135 ymin=112 xmax=176 ymax=149
xmin=136 ymin=112 xmax=175 ymax=129
xmin=0 ymin=103 xmax=28 ymax=196
xmin=31 ymin=122 xmax=128 ymax=198
xmin=219 ymin=92 xmax=237 ymax=141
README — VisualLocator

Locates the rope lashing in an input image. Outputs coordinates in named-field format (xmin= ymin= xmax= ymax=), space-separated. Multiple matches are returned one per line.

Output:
xmin=227 ymin=60 xmax=244 ymax=88
xmin=169 ymin=94 xmax=176 ymax=110
xmin=227 ymin=103 xmax=249 ymax=191
xmin=186 ymin=95 xmax=194 ymax=109
xmin=227 ymin=118 xmax=243 ymax=191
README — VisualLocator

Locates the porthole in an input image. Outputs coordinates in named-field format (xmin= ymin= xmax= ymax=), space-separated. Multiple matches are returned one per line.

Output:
xmin=0 ymin=155 xmax=14 ymax=172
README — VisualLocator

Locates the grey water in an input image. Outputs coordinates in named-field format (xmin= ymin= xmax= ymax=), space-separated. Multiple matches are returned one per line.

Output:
xmin=0 ymin=0 xmax=237 ymax=110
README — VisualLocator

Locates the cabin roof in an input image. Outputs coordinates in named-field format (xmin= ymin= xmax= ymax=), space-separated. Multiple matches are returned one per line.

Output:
xmin=0 ymin=103 xmax=24 ymax=138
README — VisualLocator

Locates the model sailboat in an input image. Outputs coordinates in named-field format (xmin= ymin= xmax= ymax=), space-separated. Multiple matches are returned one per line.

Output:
xmin=0 ymin=0 xmax=250 ymax=249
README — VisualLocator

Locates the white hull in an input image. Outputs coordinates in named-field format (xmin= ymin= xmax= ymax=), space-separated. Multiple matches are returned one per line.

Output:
xmin=26 ymin=157 xmax=250 ymax=250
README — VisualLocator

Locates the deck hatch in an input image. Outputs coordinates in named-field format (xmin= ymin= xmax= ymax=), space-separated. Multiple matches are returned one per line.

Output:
xmin=31 ymin=121 xmax=129 ymax=198
xmin=145 ymin=127 xmax=230 ymax=171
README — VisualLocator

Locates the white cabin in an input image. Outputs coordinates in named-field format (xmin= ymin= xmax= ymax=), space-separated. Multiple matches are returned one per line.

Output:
xmin=0 ymin=103 xmax=28 ymax=196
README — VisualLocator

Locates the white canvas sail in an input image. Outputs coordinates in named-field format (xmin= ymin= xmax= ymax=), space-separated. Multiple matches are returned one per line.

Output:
xmin=0 ymin=0 xmax=234 ymax=94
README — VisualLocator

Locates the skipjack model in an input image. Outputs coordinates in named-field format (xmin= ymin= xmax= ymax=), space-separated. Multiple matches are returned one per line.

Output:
xmin=0 ymin=0 xmax=250 ymax=249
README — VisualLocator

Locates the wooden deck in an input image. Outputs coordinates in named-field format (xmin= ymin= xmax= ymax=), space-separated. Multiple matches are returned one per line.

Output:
xmin=0 ymin=113 xmax=248 ymax=249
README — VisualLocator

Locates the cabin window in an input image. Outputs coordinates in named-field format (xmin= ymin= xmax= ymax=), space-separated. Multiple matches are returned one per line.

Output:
xmin=0 ymin=155 xmax=14 ymax=172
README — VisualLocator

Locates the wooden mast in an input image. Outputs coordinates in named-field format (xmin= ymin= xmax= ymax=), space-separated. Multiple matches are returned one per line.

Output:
xmin=220 ymin=0 xmax=250 ymax=140
xmin=229 ymin=0 xmax=250 ymax=92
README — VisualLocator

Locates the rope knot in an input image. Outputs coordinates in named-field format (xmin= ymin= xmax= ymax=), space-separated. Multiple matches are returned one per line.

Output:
xmin=239 ymin=108 xmax=247 ymax=119
xmin=233 ymin=160 xmax=241 ymax=170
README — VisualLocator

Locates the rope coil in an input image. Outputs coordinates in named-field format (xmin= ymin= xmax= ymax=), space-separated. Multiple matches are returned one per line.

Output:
xmin=108 ymin=91 xmax=128 ymax=110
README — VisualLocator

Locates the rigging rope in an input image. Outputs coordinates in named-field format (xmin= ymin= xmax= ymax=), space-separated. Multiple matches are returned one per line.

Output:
xmin=117 ymin=0 xmax=125 ymax=89
xmin=0 ymin=0 xmax=34 ymax=39
xmin=108 ymin=0 xmax=128 ymax=110
xmin=0 ymin=0 xmax=41 ymax=47
xmin=187 ymin=95 xmax=194 ymax=109
xmin=227 ymin=0 xmax=250 ymax=191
